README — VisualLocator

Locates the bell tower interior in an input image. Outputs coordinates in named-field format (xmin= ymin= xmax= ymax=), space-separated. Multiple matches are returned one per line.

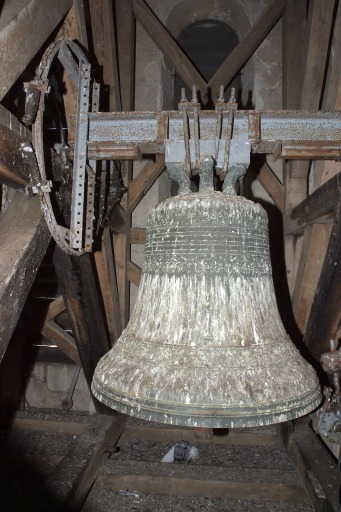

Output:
xmin=0 ymin=0 xmax=341 ymax=509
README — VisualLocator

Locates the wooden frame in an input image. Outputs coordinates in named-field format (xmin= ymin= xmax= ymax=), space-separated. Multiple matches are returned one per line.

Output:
xmin=1 ymin=1 xmax=341 ymax=510
xmin=0 ymin=0 xmax=339 ymax=370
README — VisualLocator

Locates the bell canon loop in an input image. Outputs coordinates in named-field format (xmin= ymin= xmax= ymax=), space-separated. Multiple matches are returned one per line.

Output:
xmin=92 ymin=166 xmax=321 ymax=428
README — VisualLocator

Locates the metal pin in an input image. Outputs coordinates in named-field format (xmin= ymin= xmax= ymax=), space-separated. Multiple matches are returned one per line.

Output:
xmin=229 ymin=87 xmax=236 ymax=103
xmin=192 ymin=86 xmax=200 ymax=168
xmin=192 ymin=85 xmax=198 ymax=103
xmin=180 ymin=88 xmax=187 ymax=102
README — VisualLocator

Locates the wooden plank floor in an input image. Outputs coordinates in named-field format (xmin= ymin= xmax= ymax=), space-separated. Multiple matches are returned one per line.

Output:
xmin=84 ymin=417 xmax=315 ymax=512
xmin=0 ymin=409 xmax=338 ymax=511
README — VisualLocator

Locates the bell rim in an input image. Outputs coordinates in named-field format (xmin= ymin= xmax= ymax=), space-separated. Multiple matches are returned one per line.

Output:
xmin=91 ymin=380 xmax=322 ymax=428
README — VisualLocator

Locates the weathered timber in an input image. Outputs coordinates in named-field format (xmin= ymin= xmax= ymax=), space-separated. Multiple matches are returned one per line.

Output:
xmin=89 ymin=0 xmax=121 ymax=111
xmin=282 ymin=0 xmax=308 ymax=109
xmin=113 ymin=175 xmax=132 ymax=328
xmin=130 ymin=227 xmax=146 ymax=244
xmin=116 ymin=0 xmax=135 ymax=111
xmin=127 ymin=260 xmax=142 ymax=287
xmin=207 ymin=0 xmax=285 ymax=100
xmin=0 ymin=192 xmax=51 ymax=362
xmin=291 ymin=0 xmax=336 ymax=179
xmin=284 ymin=0 xmax=335 ymax=299
xmin=40 ymin=321 xmax=81 ymax=366
xmin=0 ymin=0 xmax=32 ymax=31
xmin=42 ymin=414 xmax=127 ymax=512
xmin=128 ymin=155 xmax=166 ymax=212
xmin=43 ymin=295 xmax=66 ymax=322
xmin=290 ymin=1 xmax=341 ymax=329
xmin=292 ymin=223 xmax=332 ymax=333
xmin=12 ymin=417 xmax=87 ymax=434
xmin=122 ymin=425 xmax=280 ymax=446
xmin=304 ymin=202 xmax=341 ymax=359
xmin=285 ymin=172 xmax=341 ymax=235
xmin=56 ymin=0 xmax=88 ymax=141
xmin=281 ymin=421 xmax=338 ymax=511
xmin=257 ymin=162 xmax=285 ymax=213
xmin=0 ymin=0 xmax=72 ymax=100
xmin=0 ymin=160 xmax=28 ymax=188
xmin=133 ymin=0 xmax=206 ymax=94
xmin=96 ymin=461 xmax=306 ymax=502
xmin=52 ymin=248 xmax=112 ymax=412
xmin=0 ymin=105 xmax=33 ymax=188
xmin=114 ymin=0 xmax=135 ymax=327
xmin=94 ymin=227 xmax=122 ymax=344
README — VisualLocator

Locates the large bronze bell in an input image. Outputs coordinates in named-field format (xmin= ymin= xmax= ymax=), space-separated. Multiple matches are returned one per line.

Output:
xmin=92 ymin=163 xmax=321 ymax=427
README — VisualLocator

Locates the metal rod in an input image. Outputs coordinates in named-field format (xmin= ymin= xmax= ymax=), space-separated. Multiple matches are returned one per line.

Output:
xmin=192 ymin=86 xmax=200 ymax=169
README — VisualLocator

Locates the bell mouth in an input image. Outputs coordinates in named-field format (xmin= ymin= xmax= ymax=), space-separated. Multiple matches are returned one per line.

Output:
xmin=92 ymin=379 xmax=321 ymax=428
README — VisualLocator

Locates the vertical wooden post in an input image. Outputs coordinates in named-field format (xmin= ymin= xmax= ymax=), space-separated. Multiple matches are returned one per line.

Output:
xmin=89 ymin=0 xmax=121 ymax=111
xmin=289 ymin=0 xmax=338 ymax=333
xmin=114 ymin=0 xmax=135 ymax=327
xmin=282 ymin=0 xmax=308 ymax=296
xmin=283 ymin=0 xmax=336 ymax=317
xmin=53 ymin=248 xmax=112 ymax=414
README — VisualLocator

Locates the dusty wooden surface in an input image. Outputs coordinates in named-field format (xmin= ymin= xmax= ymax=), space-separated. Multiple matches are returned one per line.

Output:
xmin=1 ymin=409 xmax=329 ymax=512
xmin=0 ymin=192 xmax=51 ymax=362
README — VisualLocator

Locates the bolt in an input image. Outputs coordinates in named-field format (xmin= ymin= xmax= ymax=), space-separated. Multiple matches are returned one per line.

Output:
xmin=180 ymin=88 xmax=187 ymax=102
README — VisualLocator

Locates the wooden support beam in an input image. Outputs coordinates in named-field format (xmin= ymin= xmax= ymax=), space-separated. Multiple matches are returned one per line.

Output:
xmin=207 ymin=0 xmax=285 ymax=100
xmin=127 ymin=260 xmax=142 ymax=287
xmin=43 ymin=414 xmax=127 ymax=511
xmin=304 ymin=203 xmax=341 ymax=359
xmin=281 ymin=422 xmax=338 ymax=510
xmin=297 ymin=0 xmax=336 ymax=110
xmin=0 ymin=105 xmax=33 ymax=188
xmin=12 ymin=417 xmax=88 ymax=434
xmin=44 ymin=295 xmax=66 ymax=322
xmin=130 ymin=227 xmax=146 ymax=245
xmin=56 ymin=0 xmax=88 ymax=141
xmin=0 ymin=0 xmax=72 ymax=100
xmin=114 ymin=0 xmax=135 ymax=327
xmin=94 ymin=227 xmax=122 ymax=344
xmin=96 ymin=461 xmax=306 ymax=502
xmin=282 ymin=0 xmax=308 ymax=297
xmin=116 ymin=0 xmax=135 ymax=111
xmin=40 ymin=321 xmax=81 ymax=366
xmin=133 ymin=0 xmax=206 ymax=94
xmin=113 ymin=225 xmax=131 ymax=327
xmin=53 ymin=248 xmax=111 ymax=413
xmin=89 ymin=0 xmax=121 ymax=111
xmin=0 ymin=160 xmax=28 ymax=189
xmin=290 ymin=0 xmax=336 ymax=179
xmin=256 ymin=162 xmax=285 ymax=213
xmin=128 ymin=155 xmax=166 ymax=212
xmin=0 ymin=193 xmax=50 ymax=362
xmin=285 ymin=172 xmax=341 ymax=235
xmin=123 ymin=425 xmax=280 ymax=446
xmin=288 ymin=0 xmax=340 ymax=329
xmin=282 ymin=0 xmax=308 ymax=109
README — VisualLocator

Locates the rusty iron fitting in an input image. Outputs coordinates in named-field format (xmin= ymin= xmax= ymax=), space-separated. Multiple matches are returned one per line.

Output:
xmin=215 ymin=85 xmax=238 ymax=111
xmin=22 ymin=79 xmax=50 ymax=126
xmin=321 ymin=343 xmax=341 ymax=374
xmin=178 ymin=86 xmax=201 ymax=112
xmin=20 ymin=142 xmax=52 ymax=194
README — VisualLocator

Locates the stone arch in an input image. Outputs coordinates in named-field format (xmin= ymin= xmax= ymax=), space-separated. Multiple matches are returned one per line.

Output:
xmin=161 ymin=0 xmax=254 ymax=109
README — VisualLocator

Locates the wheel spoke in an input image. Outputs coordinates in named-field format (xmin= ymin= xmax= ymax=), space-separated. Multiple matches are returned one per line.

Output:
xmin=58 ymin=43 xmax=80 ymax=89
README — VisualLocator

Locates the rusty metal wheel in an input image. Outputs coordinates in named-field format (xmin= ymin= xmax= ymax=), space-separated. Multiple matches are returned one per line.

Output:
xmin=30 ymin=39 xmax=93 ymax=255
